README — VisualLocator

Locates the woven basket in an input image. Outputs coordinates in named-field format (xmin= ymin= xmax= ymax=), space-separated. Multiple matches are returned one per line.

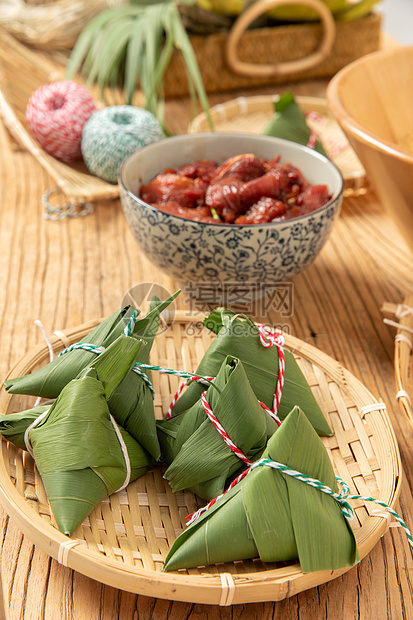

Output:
xmin=163 ymin=12 xmax=382 ymax=98
xmin=382 ymin=295 xmax=413 ymax=427
xmin=0 ymin=311 xmax=402 ymax=605
xmin=188 ymin=94 xmax=368 ymax=196
xmin=0 ymin=0 xmax=118 ymax=50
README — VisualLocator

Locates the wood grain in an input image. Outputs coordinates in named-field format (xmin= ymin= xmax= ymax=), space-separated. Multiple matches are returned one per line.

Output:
xmin=0 ymin=77 xmax=413 ymax=618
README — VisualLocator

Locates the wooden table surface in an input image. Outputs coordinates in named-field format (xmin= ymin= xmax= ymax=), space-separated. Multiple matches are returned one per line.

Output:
xmin=0 ymin=74 xmax=413 ymax=619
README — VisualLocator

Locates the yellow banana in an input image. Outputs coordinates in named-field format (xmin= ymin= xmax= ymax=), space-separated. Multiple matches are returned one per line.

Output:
xmin=197 ymin=0 xmax=244 ymax=16
xmin=196 ymin=0 xmax=380 ymax=21
xmin=334 ymin=0 xmax=382 ymax=21
xmin=267 ymin=0 xmax=347 ymax=21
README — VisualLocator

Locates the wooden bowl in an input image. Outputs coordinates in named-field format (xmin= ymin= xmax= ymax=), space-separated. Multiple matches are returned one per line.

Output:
xmin=327 ymin=46 xmax=413 ymax=256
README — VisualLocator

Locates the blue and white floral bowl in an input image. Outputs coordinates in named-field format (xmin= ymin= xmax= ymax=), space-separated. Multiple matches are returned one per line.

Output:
xmin=119 ymin=133 xmax=344 ymax=286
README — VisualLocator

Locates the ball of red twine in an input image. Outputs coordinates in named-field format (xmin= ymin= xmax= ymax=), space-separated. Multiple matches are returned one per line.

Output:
xmin=26 ymin=81 xmax=96 ymax=163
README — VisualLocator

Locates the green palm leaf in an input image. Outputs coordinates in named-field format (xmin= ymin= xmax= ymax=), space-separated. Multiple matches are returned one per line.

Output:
xmin=66 ymin=1 xmax=213 ymax=132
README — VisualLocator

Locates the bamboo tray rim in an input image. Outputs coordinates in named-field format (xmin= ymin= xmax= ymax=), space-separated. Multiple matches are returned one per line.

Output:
xmin=0 ymin=312 xmax=402 ymax=605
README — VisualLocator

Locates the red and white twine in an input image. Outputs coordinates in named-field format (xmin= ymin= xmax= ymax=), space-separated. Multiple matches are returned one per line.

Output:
xmin=166 ymin=375 xmax=214 ymax=418
xmin=257 ymin=324 xmax=285 ymax=417
xmin=26 ymin=81 xmax=96 ymax=162
xmin=186 ymin=465 xmax=252 ymax=525
xmin=185 ymin=325 xmax=286 ymax=526
xmin=200 ymin=391 xmax=253 ymax=465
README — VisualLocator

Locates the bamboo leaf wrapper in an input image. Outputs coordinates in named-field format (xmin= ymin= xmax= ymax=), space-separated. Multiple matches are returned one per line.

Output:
xmin=3 ymin=305 xmax=141 ymax=398
xmin=107 ymin=293 xmax=179 ymax=460
xmin=163 ymin=406 xmax=358 ymax=573
xmin=263 ymin=91 xmax=328 ymax=157
xmin=0 ymin=336 xmax=155 ymax=535
xmin=0 ymin=405 xmax=50 ymax=450
xmin=168 ymin=308 xmax=331 ymax=436
xmin=161 ymin=356 xmax=279 ymax=500
xmin=3 ymin=291 xmax=179 ymax=460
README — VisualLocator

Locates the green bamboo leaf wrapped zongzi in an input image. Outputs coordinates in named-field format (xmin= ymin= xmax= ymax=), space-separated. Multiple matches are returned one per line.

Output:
xmin=3 ymin=305 xmax=141 ymax=398
xmin=3 ymin=291 xmax=179 ymax=460
xmin=0 ymin=335 xmax=155 ymax=536
xmin=106 ymin=293 xmax=179 ymax=460
xmin=0 ymin=405 xmax=51 ymax=451
xmin=263 ymin=91 xmax=328 ymax=157
xmin=160 ymin=356 xmax=280 ymax=500
xmin=168 ymin=308 xmax=331 ymax=436
xmin=163 ymin=406 xmax=358 ymax=573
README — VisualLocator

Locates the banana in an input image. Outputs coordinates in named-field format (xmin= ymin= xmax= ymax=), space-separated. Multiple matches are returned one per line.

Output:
xmin=334 ymin=0 xmax=382 ymax=21
xmin=197 ymin=0 xmax=244 ymax=16
xmin=267 ymin=0 xmax=347 ymax=22
xmin=196 ymin=0 xmax=380 ymax=21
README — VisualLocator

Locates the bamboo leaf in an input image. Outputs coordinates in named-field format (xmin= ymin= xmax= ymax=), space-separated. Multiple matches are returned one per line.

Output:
xmin=105 ymin=291 xmax=180 ymax=461
xmin=27 ymin=346 xmax=155 ymax=535
xmin=263 ymin=91 xmax=328 ymax=157
xmin=108 ymin=340 xmax=161 ymax=460
xmin=161 ymin=356 xmax=274 ymax=498
xmin=163 ymin=407 xmax=358 ymax=572
xmin=140 ymin=5 xmax=164 ymax=113
xmin=3 ymin=306 xmax=140 ymax=398
xmin=253 ymin=407 xmax=358 ymax=571
xmin=167 ymin=6 xmax=213 ymax=130
xmin=66 ymin=1 xmax=212 ymax=132
xmin=88 ymin=19 xmax=136 ymax=89
xmin=143 ymin=27 xmax=174 ymax=117
xmin=3 ymin=292 xmax=179 ymax=401
xmin=163 ymin=484 xmax=257 ymax=571
xmin=0 ymin=405 xmax=51 ymax=450
xmin=170 ymin=308 xmax=332 ymax=437
xmin=77 ymin=335 xmax=145 ymax=399
xmin=30 ymin=375 xmax=153 ymax=535
xmin=65 ymin=8 xmax=120 ymax=79
xmin=71 ymin=6 xmax=139 ymax=79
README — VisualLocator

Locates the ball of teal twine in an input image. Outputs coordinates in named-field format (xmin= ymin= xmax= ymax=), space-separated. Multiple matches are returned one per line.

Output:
xmin=81 ymin=105 xmax=165 ymax=183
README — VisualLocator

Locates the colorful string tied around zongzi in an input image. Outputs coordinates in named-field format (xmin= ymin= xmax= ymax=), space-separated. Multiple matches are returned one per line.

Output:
xmin=257 ymin=324 xmax=285 ymax=418
xmin=58 ymin=341 xmax=156 ymax=397
xmin=166 ymin=375 xmax=214 ymax=418
xmin=187 ymin=457 xmax=413 ymax=549
xmin=200 ymin=391 xmax=253 ymax=466
xmin=200 ymin=389 xmax=282 ymax=468
xmin=58 ymin=337 xmax=219 ymax=403
xmin=123 ymin=309 xmax=138 ymax=336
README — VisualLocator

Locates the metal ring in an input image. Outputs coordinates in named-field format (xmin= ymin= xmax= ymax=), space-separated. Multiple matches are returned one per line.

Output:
xmin=42 ymin=186 xmax=94 ymax=221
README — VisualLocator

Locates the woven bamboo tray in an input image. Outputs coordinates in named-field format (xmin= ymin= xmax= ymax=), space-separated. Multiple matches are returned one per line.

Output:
xmin=0 ymin=28 xmax=119 ymax=206
xmin=189 ymin=94 xmax=368 ymax=196
xmin=382 ymin=295 xmax=413 ymax=427
xmin=0 ymin=311 xmax=402 ymax=605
